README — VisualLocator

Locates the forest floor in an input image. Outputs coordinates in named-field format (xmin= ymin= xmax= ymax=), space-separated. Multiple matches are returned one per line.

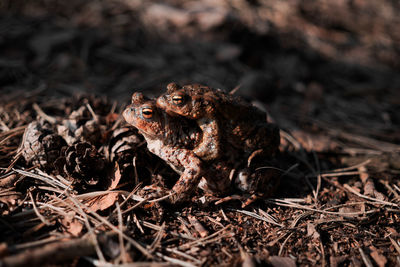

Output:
xmin=0 ymin=1 xmax=400 ymax=266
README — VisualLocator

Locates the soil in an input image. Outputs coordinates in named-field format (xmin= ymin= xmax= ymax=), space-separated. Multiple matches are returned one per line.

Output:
xmin=0 ymin=1 xmax=399 ymax=266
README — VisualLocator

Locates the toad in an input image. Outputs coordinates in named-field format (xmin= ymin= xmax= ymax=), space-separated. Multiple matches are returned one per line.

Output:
xmin=124 ymin=92 xmax=280 ymax=206
xmin=123 ymin=92 xmax=232 ymax=203
xmin=156 ymin=83 xmax=280 ymax=162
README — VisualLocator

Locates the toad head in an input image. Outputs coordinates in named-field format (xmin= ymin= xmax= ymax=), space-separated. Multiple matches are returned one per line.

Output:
xmin=123 ymin=92 xmax=165 ymax=140
xmin=157 ymin=82 xmax=216 ymax=120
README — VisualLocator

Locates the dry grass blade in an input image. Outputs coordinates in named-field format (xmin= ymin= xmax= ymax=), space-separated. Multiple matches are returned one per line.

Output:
xmin=269 ymin=198 xmax=378 ymax=217
xmin=390 ymin=238 xmax=400 ymax=255
xmin=48 ymin=194 xmax=102 ymax=226
xmin=343 ymin=184 xmax=399 ymax=207
xmin=280 ymin=130 xmax=302 ymax=150
xmin=205 ymin=215 xmax=224 ymax=228
xmin=32 ymin=201 xmax=80 ymax=219
xmin=178 ymin=216 xmax=193 ymax=238
xmin=278 ymin=232 xmax=294 ymax=256
xmin=110 ymin=183 xmax=142 ymax=216
xmin=380 ymin=180 xmax=400 ymax=200
xmin=140 ymin=221 xmax=196 ymax=241
xmin=85 ymin=103 xmax=99 ymax=122
xmin=75 ymin=190 xmax=129 ymax=199
xmin=178 ymin=226 xmax=232 ymax=250
xmin=133 ymin=213 xmax=145 ymax=234
xmin=319 ymin=171 xmax=361 ymax=178
xmin=80 ymin=204 xmax=152 ymax=258
xmin=121 ymin=192 xmax=176 ymax=215
xmin=149 ymin=191 xmax=176 ymax=203
xmin=32 ymin=103 xmax=57 ymax=124
xmin=0 ymin=126 xmax=26 ymax=145
xmin=116 ymin=202 xmax=127 ymax=264
xmin=166 ymin=248 xmax=203 ymax=264
xmin=326 ymin=129 xmax=400 ymax=152
xmin=37 ymin=186 xmax=69 ymax=194
xmin=149 ymin=222 xmax=165 ymax=253
xmin=155 ymin=252 xmax=197 ymax=267
xmin=290 ymin=211 xmax=312 ymax=228
xmin=28 ymin=191 xmax=52 ymax=226
xmin=233 ymin=209 xmax=283 ymax=227
xmin=121 ymin=199 xmax=147 ymax=215
xmin=139 ymin=221 xmax=163 ymax=231
xmin=13 ymin=169 xmax=69 ymax=190
xmin=258 ymin=208 xmax=280 ymax=223
xmin=326 ymin=159 xmax=371 ymax=173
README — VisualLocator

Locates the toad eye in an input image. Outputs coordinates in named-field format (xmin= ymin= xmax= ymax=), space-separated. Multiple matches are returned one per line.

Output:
xmin=172 ymin=94 xmax=185 ymax=105
xmin=142 ymin=107 xmax=153 ymax=119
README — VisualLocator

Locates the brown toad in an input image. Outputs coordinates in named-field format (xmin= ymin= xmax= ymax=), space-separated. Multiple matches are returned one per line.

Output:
xmin=123 ymin=92 xmax=232 ymax=203
xmin=156 ymin=83 xmax=280 ymax=162
xmin=124 ymin=91 xmax=280 ymax=206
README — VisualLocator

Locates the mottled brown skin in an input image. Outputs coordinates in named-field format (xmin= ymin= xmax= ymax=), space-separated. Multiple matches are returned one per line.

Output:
xmin=124 ymin=90 xmax=280 ymax=205
xmin=157 ymin=83 xmax=280 ymax=162
xmin=123 ymin=92 xmax=231 ymax=203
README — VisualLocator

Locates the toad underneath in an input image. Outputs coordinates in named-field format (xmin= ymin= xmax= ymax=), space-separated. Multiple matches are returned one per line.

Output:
xmin=157 ymin=83 xmax=280 ymax=162
xmin=123 ymin=93 xmax=233 ymax=203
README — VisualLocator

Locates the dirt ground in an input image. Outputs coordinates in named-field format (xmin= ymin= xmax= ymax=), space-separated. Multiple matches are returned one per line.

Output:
xmin=0 ymin=1 xmax=400 ymax=266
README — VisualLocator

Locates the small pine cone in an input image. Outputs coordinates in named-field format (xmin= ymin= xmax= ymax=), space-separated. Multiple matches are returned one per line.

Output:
xmin=107 ymin=127 xmax=144 ymax=162
xmin=54 ymin=142 xmax=108 ymax=191
xmin=107 ymin=126 xmax=155 ymax=186
xmin=19 ymin=119 xmax=67 ymax=171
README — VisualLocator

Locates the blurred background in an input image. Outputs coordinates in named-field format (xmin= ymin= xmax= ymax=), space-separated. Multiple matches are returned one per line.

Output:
xmin=1 ymin=0 xmax=399 ymax=143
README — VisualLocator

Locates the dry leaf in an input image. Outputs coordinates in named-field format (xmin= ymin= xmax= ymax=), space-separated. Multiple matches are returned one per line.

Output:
xmin=61 ymin=211 xmax=84 ymax=237
xmin=109 ymin=162 xmax=122 ymax=190
xmin=87 ymin=162 xmax=122 ymax=212
xmin=87 ymin=192 xmax=119 ymax=212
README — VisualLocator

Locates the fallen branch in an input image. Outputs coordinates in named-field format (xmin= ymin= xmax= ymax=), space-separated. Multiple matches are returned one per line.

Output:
xmin=0 ymin=236 xmax=96 ymax=267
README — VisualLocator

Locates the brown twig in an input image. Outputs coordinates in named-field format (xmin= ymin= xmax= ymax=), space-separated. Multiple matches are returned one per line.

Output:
xmin=188 ymin=215 xmax=209 ymax=238
xmin=0 ymin=237 xmax=97 ymax=267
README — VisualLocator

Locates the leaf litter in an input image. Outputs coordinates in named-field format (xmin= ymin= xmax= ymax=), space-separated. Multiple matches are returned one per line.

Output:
xmin=0 ymin=1 xmax=400 ymax=266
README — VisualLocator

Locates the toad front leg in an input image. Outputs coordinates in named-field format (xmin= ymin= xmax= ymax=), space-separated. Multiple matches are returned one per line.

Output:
xmin=193 ymin=117 xmax=220 ymax=161
xmin=157 ymin=145 xmax=204 ymax=204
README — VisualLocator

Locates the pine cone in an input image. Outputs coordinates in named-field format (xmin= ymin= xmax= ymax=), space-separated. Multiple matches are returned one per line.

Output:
xmin=108 ymin=127 xmax=144 ymax=162
xmin=106 ymin=126 xmax=154 ymax=186
xmin=54 ymin=142 xmax=108 ymax=191
xmin=19 ymin=119 xmax=67 ymax=171
xmin=106 ymin=126 xmax=178 ymax=189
